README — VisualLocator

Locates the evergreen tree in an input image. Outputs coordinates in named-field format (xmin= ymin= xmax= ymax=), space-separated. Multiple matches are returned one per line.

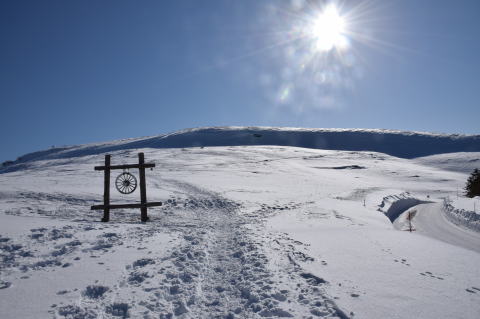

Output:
xmin=465 ymin=168 xmax=480 ymax=198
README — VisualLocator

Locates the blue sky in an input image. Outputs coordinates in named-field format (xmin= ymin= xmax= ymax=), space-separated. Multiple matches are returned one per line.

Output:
xmin=1 ymin=0 xmax=479 ymax=162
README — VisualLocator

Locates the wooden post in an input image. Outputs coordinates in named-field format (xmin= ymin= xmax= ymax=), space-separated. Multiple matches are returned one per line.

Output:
xmin=408 ymin=212 xmax=412 ymax=232
xmin=138 ymin=152 xmax=149 ymax=222
xmin=102 ymin=155 xmax=111 ymax=222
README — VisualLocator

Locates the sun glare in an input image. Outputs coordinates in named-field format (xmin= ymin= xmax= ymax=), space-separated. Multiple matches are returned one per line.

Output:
xmin=309 ymin=4 xmax=348 ymax=52
xmin=256 ymin=1 xmax=367 ymax=109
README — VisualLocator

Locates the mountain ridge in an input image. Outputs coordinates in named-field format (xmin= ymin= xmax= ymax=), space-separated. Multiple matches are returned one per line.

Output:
xmin=3 ymin=127 xmax=480 ymax=172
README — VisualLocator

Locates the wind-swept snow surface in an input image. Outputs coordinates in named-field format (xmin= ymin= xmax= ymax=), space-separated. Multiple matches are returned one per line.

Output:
xmin=1 ymin=140 xmax=480 ymax=318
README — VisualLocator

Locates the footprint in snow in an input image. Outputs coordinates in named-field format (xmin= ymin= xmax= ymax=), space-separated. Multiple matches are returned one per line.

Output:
xmin=394 ymin=258 xmax=410 ymax=266
xmin=419 ymin=271 xmax=444 ymax=280
xmin=106 ymin=302 xmax=130 ymax=318
xmin=82 ymin=285 xmax=109 ymax=299
xmin=132 ymin=258 xmax=155 ymax=268
xmin=466 ymin=287 xmax=480 ymax=294
xmin=0 ymin=280 xmax=12 ymax=289
xmin=57 ymin=305 xmax=96 ymax=319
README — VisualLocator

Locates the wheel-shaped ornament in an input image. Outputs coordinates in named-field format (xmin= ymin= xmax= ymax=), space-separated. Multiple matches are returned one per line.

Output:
xmin=115 ymin=172 xmax=137 ymax=194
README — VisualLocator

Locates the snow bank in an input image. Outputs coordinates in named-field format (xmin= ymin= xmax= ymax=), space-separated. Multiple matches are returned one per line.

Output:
xmin=443 ymin=197 xmax=480 ymax=232
xmin=377 ymin=192 xmax=429 ymax=222
xmin=2 ymin=127 xmax=480 ymax=172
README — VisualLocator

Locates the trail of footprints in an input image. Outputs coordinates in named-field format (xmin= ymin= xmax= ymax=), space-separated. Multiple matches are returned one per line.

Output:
xmin=90 ymin=194 xmax=351 ymax=318
xmin=49 ymin=193 xmax=354 ymax=318
xmin=269 ymin=233 xmax=350 ymax=318
xmin=148 ymin=196 xmax=299 ymax=318
xmin=248 ymin=201 xmax=305 ymax=219
xmin=50 ymin=194 xmax=307 ymax=318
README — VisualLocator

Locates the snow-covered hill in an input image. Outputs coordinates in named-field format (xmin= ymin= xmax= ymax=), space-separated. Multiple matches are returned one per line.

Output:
xmin=414 ymin=152 xmax=480 ymax=173
xmin=1 ymin=127 xmax=479 ymax=319
xmin=3 ymin=127 xmax=480 ymax=172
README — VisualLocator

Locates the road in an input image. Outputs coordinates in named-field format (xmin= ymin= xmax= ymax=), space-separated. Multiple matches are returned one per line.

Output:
xmin=394 ymin=202 xmax=480 ymax=254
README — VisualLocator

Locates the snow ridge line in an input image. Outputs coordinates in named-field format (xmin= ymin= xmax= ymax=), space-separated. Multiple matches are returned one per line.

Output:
xmin=3 ymin=127 xmax=480 ymax=171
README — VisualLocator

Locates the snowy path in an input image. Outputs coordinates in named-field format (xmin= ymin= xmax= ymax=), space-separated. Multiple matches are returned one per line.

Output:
xmin=153 ymin=179 xmax=349 ymax=318
xmin=395 ymin=203 xmax=480 ymax=253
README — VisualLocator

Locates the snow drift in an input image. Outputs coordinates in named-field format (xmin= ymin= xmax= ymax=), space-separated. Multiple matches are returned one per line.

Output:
xmin=377 ymin=192 xmax=430 ymax=222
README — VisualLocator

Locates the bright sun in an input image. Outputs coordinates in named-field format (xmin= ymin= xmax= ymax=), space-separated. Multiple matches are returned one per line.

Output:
xmin=309 ymin=4 xmax=348 ymax=52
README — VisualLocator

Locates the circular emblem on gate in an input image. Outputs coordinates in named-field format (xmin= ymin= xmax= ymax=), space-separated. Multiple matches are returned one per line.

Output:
xmin=115 ymin=172 xmax=137 ymax=194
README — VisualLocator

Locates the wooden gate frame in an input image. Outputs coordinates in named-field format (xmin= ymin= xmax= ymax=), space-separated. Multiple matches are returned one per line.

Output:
xmin=90 ymin=152 xmax=162 ymax=222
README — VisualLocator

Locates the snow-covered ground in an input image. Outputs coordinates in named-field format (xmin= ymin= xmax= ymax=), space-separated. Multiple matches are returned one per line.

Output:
xmin=1 ymin=128 xmax=480 ymax=319
xmin=414 ymin=152 xmax=480 ymax=174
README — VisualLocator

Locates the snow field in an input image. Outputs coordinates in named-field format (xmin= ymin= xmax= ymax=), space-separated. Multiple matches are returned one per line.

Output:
xmin=0 ymin=145 xmax=479 ymax=318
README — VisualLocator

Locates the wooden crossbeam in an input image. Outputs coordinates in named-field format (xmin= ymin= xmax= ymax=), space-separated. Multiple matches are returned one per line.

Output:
xmin=94 ymin=163 xmax=155 ymax=171
xmin=91 ymin=202 xmax=163 ymax=210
